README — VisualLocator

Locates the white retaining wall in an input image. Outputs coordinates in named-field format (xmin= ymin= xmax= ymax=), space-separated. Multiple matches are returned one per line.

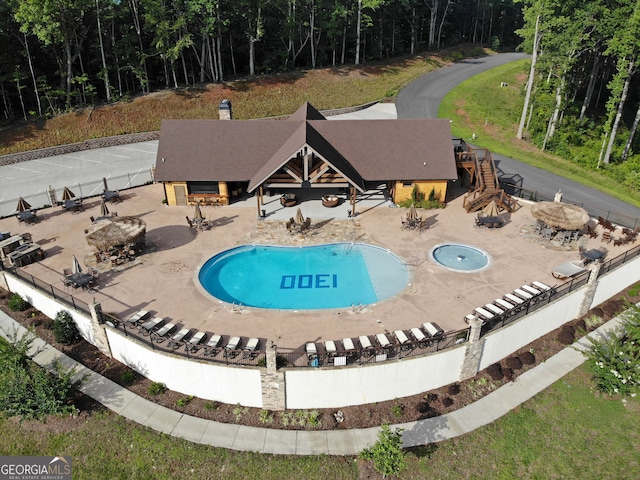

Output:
xmin=591 ymin=255 xmax=640 ymax=307
xmin=5 ymin=275 xmax=95 ymax=346
xmin=285 ymin=345 xmax=467 ymax=409
xmin=106 ymin=329 xmax=264 ymax=407
xmin=478 ymin=287 xmax=585 ymax=371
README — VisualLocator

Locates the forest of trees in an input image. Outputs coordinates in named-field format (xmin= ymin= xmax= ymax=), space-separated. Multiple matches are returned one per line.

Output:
xmin=0 ymin=0 xmax=522 ymax=119
xmin=516 ymin=0 xmax=640 ymax=188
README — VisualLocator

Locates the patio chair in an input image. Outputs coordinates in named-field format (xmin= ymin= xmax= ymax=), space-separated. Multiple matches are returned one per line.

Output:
xmin=126 ymin=310 xmax=150 ymax=325
xmin=601 ymin=231 xmax=612 ymax=243
xmin=243 ymin=337 xmax=260 ymax=359
xmin=225 ymin=336 xmax=241 ymax=357
xmin=203 ymin=334 xmax=222 ymax=357
xmin=140 ymin=317 xmax=164 ymax=335
xmin=341 ymin=338 xmax=357 ymax=358
xmin=168 ymin=328 xmax=190 ymax=349
xmin=306 ymin=342 xmax=319 ymax=366
xmin=551 ymin=261 xmax=588 ymax=280
xmin=422 ymin=322 xmax=444 ymax=337
xmin=186 ymin=331 xmax=206 ymax=352
xmin=410 ymin=327 xmax=428 ymax=347
xmin=393 ymin=330 xmax=412 ymax=350
xmin=375 ymin=333 xmax=391 ymax=348
xmin=153 ymin=322 xmax=176 ymax=342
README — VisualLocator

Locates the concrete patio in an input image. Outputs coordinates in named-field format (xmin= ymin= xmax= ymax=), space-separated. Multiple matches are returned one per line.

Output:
xmin=0 ymin=182 xmax=629 ymax=351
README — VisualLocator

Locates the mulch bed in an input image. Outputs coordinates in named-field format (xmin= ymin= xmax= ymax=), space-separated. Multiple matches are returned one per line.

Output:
xmin=0 ymin=285 xmax=638 ymax=433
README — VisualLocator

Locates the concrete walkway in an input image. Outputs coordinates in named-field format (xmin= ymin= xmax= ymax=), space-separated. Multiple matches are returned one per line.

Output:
xmin=0 ymin=307 xmax=627 ymax=455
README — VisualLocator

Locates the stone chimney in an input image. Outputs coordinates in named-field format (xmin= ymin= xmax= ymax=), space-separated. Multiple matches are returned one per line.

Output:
xmin=219 ymin=99 xmax=232 ymax=120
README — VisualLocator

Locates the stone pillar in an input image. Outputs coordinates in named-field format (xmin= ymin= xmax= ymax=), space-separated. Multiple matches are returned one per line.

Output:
xmin=459 ymin=316 xmax=486 ymax=381
xmin=0 ymin=271 xmax=9 ymax=292
xmin=88 ymin=298 xmax=113 ymax=358
xmin=578 ymin=262 xmax=601 ymax=316
xmin=260 ymin=343 xmax=286 ymax=410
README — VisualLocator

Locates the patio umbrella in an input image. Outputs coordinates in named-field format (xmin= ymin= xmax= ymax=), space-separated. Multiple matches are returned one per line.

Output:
xmin=85 ymin=216 xmax=146 ymax=252
xmin=194 ymin=201 xmax=204 ymax=221
xmin=100 ymin=199 xmax=110 ymax=217
xmin=103 ymin=177 xmax=109 ymax=192
xmin=530 ymin=201 xmax=590 ymax=231
xmin=61 ymin=186 xmax=76 ymax=201
xmin=72 ymin=255 xmax=83 ymax=274
xmin=295 ymin=208 xmax=305 ymax=224
xmin=482 ymin=200 xmax=500 ymax=217
xmin=16 ymin=197 xmax=31 ymax=212
xmin=407 ymin=204 xmax=418 ymax=221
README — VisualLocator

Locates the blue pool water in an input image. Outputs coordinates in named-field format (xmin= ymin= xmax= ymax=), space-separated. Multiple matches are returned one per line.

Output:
xmin=198 ymin=243 xmax=409 ymax=309
xmin=430 ymin=244 xmax=491 ymax=272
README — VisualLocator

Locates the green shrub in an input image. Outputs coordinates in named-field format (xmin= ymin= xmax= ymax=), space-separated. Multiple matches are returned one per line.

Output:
xmin=518 ymin=351 xmax=536 ymax=365
xmin=148 ymin=382 xmax=166 ymax=396
xmin=52 ymin=310 xmax=81 ymax=345
xmin=259 ymin=409 xmax=274 ymax=424
xmin=120 ymin=370 xmax=136 ymax=385
xmin=447 ymin=383 xmax=461 ymax=395
xmin=359 ymin=424 xmax=407 ymax=478
xmin=0 ymin=330 xmax=84 ymax=419
xmin=442 ymin=397 xmax=454 ymax=407
xmin=505 ymin=356 xmax=522 ymax=370
xmin=233 ymin=403 xmax=248 ymax=421
xmin=391 ymin=403 xmax=404 ymax=418
xmin=558 ymin=326 xmax=575 ymax=345
xmin=582 ymin=305 xmax=640 ymax=397
xmin=8 ymin=294 xmax=28 ymax=312
xmin=204 ymin=401 xmax=218 ymax=411
xmin=487 ymin=362 xmax=503 ymax=380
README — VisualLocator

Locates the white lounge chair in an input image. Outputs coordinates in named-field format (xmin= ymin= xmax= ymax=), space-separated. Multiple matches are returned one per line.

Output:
xmin=226 ymin=336 xmax=241 ymax=351
xmin=513 ymin=288 xmax=533 ymax=300
xmin=484 ymin=303 xmax=504 ymax=316
xmin=473 ymin=307 xmax=494 ymax=321
xmin=169 ymin=328 xmax=190 ymax=349
xmin=521 ymin=284 xmax=541 ymax=296
xmin=140 ymin=317 xmax=164 ymax=335
xmin=127 ymin=310 xmax=149 ymax=324
xmin=189 ymin=331 xmax=206 ymax=345
xmin=204 ymin=334 xmax=222 ymax=356
xmin=422 ymin=322 xmax=444 ymax=337
xmin=504 ymin=293 xmax=525 ymax=305
xmin=495 ymin=298 xmax=515 ymax=311
xmin=154 ymin=322 xmax=176 ymax=340
xmin=342 ymin=338 xmax=355 ymax=352
xmin=243 ymin=337 xmax=260 ymax=358
xmin=410 ymin=327 xmax=426 ymax=342
xmin=375 ymin=333 xmax=391 ymax=348
xmin=532 ymin=281 xmax=551 ymax=291
xmin=325 ymin=340 xmax=337 ymax=356
xmin=393 ymin=329 xmax=410 ymax=345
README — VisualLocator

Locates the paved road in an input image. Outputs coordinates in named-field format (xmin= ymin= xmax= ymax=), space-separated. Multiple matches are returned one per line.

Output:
xmin=396 ymin=53 xmax=640 ymax=227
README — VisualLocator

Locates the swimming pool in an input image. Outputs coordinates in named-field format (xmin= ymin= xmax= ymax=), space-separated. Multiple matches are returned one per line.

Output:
xmin=430 ymin=244 xmax=492 ymax=272
xmin=198 ymin=243 xmax=410 ymax=309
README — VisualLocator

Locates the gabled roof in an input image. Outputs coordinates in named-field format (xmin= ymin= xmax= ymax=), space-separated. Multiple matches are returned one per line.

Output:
xmin=247 ymin=121 xmax=365 ymax=192
xmin=154 ymin=103 xmax=457 ymax=188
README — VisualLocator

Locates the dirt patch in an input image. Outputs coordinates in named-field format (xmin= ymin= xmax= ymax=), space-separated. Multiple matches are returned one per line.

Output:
xmin=1 ymin=284 xmax=638 ymax=434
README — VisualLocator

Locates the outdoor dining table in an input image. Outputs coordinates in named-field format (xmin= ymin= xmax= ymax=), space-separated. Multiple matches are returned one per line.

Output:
xmin=0 ymin=234 xmax=25 ymax=260
xmin=581 ymin=248 xmax=606 ymax=263
xmin=17 ymin=210 xmax=37 ymax=224
xmin=62 ymin=199 xmax=83 ymax=212
xmin=66 ymin=272 xmax=95 ymax=290
xmin=102 ymin=190 xmax=120 ymax=202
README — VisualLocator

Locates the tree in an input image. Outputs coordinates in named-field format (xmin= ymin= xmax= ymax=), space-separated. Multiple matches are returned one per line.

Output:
xmin=14 ymin=0 xmax=93 ymax=107
xmin=359 ymin=423 xmax=407 ymax=477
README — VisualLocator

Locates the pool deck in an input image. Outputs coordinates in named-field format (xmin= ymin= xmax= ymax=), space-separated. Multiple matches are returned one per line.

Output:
xmin=0 ymin=183 xmax=628 ymax=351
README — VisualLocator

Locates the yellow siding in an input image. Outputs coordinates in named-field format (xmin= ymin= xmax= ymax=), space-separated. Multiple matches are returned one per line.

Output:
xmin=164 ymin=182 xmax=187 ymax=206
xmin=392 ymin=180 xmax=448 ymax=203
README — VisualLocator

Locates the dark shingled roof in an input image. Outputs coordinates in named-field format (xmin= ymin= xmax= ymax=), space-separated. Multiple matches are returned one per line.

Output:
xmin=154 ymin=103 xmax=457 ymax=190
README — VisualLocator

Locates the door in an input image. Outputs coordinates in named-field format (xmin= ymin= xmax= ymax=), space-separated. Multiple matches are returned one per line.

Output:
xmin=174 ymin=185 xmax=187 ymax=206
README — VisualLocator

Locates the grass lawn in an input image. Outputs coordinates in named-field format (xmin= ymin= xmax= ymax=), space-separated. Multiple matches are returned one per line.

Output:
xmin=1 ymin=366 xmax=638 ymax=479
xmin=438 ymin=60 xmax=640 ymax=209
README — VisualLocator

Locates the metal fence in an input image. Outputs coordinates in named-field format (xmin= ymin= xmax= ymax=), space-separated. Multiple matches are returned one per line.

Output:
xmin=103 ymin=313 xmax=266 ymax=367
xmin=4 ymin=266 xmax=91 ymax=315
xmin=0 ymin=169 xmax=154 ymax=219
xmin=277 ymin=328 xmax=470 ymax=368
xmin=597 ymin=243 xmax=640 ymax=278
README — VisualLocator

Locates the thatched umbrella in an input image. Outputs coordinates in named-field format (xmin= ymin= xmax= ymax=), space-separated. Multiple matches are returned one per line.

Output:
xmin=194 ymin=201 xmax=204 ymax=221
xmin=482 ymin=200 xmax=500 ymax=217
xmin=61 ymin=187 xmax=76 ymax=201
xmin=530 ymin=201 xmax=590 ymax=231
xmin=100 ymin=199 xmax=110 ymax=217
xmin=85 ymin=216 xmax=146 ymax=251
xmin=295 ymin=208 xmax=305 ymax=224
xmin=16 ymin=197 xmax=31 ymax=212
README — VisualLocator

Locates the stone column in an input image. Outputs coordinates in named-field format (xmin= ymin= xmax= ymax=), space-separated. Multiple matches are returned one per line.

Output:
xmin=260 ymin=343 xmax=286 ymax=410
xmin=578 ymin=262 xmax=601 ymax=316
xmin=88 ymin=298 xmax=113 ymax=358
xmin=459 ymin=316 xmax=486 ymax=381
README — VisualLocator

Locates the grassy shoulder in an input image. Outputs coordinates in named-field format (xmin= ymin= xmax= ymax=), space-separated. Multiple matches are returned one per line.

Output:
xmin=0 ymin=366 xmax=637 ymax=479
xmin=439 ymin=60 xmax=640 ymax=209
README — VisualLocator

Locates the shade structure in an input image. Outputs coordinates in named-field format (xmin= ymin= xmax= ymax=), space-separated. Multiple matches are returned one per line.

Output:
xmin=100 ymin=199 xmax=110 ymax=217
xmin=482 ymin=200 xmax=500 ymax=217
xmin=72 ymin=255 xmax=83 ymax=274
xmin=407 ymin=204 xmax=418 ymax=220
xmin=61 ymin=186 xmax=76 ymax=201
xmin=16 ymin=197 xmax=31 ymax=212
xmin=85 ymin=216 xmax=146 ymax=251
xmin=530 ymin=201 xmax=590 ymax=231
xmin=295 ymin=208 xmax=305 ymax=224
xmin=194 ymin=201 xmax=204 ymax=221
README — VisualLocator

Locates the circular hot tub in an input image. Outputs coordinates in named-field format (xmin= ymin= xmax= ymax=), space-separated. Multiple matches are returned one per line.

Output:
xmin=430 ymin=244 xmax=491 ymax=272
